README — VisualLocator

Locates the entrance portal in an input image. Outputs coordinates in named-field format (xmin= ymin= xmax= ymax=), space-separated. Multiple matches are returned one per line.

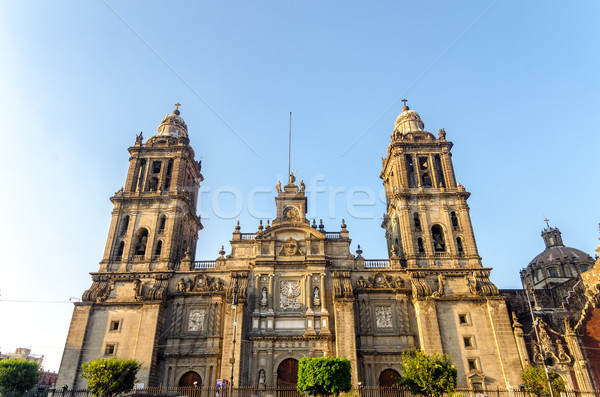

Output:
xmin=277 ymin=358 xmax=300 ymax=397
xmin=179 ymin=371 xmax=202 ymax=387
xmin=379 ymin=368 xmax=400 ymax=387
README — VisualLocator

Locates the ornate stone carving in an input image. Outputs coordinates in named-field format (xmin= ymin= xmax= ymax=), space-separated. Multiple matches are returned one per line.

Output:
xmin=188 ymin=309 xmax=206 ymax=332
xmin=375 ymin=306 xmax=392 ymax=328
xmin=432 ymin=274 xmax=445 ymax=298
xmin=280 ymin=280 xmax=301 ymax=311
xmin=410 ymin=272 xmax=432 ymax=298
xmin=260 ymin=287 xmax=268 ymax=307
xmin=279 ymin=238 xmax=299 ymax=256
xmin=332 ymin=271 xmax=353 ymax=298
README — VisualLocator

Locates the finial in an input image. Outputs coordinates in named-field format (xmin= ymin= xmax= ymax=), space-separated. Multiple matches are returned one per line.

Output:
xmin=544 ymin=218 xmax=550 ymax=228
xmin=341 ymin=219 xmax=347 ymax=231
xmin=173 ymin=102 xmax=181 ymax=115
xmin=401 ymin=98 xmax=409 ymax=111
xmin=258 ymin=220 xmax=263 ymax=231
xmin=235 ymin=221 xmax=241 ymax=232
xmin=266 ymin=220 xmax=271 ymax=230
xmin=219 ymin=245 xmax=226 ymax=257
xmin=356 ymin=245 xmax=363 ymax=257
xmin=312 ymin=219 xmax=317 ymax=229
xmin=319 ymin=219 xmax=324 ymax=231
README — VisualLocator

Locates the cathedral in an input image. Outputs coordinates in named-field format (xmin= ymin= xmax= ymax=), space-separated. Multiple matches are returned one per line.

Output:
xmin=57 ymin=102 xmax=582 ymax=391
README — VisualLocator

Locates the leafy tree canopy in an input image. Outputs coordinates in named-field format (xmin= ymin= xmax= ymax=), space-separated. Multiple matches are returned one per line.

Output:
xmin=297 ymin=357 xmax=352 ymax=397
xmin=80 ymin=358 xmax=141 ymax=397
xmin=0 ymin=359 xmax=40 ymax=395
xmin=520 ymin=365 xmax=566 ymax=397
xmin=399 ymin=350 xmax=457 ymax=397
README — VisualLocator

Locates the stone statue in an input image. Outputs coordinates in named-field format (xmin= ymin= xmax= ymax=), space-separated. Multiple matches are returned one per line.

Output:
xmin=177 ymin=279 xmax=187 ymax=292
xmin=289 ymin=172 xmax=296 ymax=184
xmin=299 ymin=180 xmax=305 ymax=192
xmin=275 ymin=181 xmax=282 ymax=193
xmin=313 ymin=287 xmax=321 ymax=306
xmin=258 ymin=369 xmax=266 ymax=386
xmin=260 ymin=287 xmax=268 ymax=307
xmin=438 ymin=128 xmax=446 ymax=140
xmin=135 ymin=131 xmax=143 ymax=145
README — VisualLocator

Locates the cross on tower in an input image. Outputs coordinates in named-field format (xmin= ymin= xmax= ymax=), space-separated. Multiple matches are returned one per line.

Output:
xmin=544 ymin=218 xmax=550 ymax=228
xmin=174 ymin=102 xmax=181 ymax=111
xmin=401 ymin=98 xmax=408 ymax=106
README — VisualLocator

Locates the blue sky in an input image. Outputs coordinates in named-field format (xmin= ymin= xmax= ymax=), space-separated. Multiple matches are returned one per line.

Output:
xmin=0 ymin=1 xmax=598 ymax=372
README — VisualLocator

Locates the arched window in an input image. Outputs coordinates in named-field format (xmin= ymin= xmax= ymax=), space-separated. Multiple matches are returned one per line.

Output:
xmin=456 ymin=237 xmax=464 ymax=254
xmin=115 ymin=241 xmax=125 ymax=260
xmin=413 ymin=212 xmax=421 ymax=231
xmin=450 ymin=211 xmax=459 ymax=230
xmin=155 ymin=240 xmax=162 ymax=257
xmin=158 ymin=215 xmax=166 ymax=232
xmin=421 ymin=172 xmax=432 ymax=188
xmin=417 ymin=238 xmax=425 ymax=253
xmin=134 ymin=228 xmax=149 ymax=256
xmin=431 ymin=224 xmax=446 ymax=252
xmin=120 ymin=215 xmax=130 ymax=235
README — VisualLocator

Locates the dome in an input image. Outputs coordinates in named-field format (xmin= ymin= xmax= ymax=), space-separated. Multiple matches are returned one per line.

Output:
xmin=157 ymin=105 xmax=188 ymax=138
xmin=394 ymin=104 xmax=425 ymax=134
xmin=522 ymin=225 xmax=594 ymax=288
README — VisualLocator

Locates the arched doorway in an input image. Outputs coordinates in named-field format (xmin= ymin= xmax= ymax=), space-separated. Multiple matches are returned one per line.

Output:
xmin=277 ymin=358 xmax=300 ymax=397
xmin=379 ymin=368 xmax=400 ymax=387
xmin=179 ymin=371 xmax=202 ymax=387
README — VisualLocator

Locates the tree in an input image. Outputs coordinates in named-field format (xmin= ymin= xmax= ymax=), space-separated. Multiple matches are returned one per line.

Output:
xmin=399 ymin=350 xmax=457 ymax=397
xmin=521 ymin=365 xmax=566 ymax=397
xmin=0 ymin=359 xmax=40 ymax=395
xmin=80 ymin=358 xmax=141 ymax=397
xmin=297 ymin=357 xmax=352 ymax=397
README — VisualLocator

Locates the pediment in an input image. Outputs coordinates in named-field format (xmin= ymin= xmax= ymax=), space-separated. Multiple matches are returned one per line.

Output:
xmin=259 ymin=223 xmax=326 ymax=242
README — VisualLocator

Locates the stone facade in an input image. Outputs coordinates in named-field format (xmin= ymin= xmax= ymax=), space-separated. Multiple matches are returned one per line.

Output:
xmin=57 ymin=103 xmax=524 ymax=391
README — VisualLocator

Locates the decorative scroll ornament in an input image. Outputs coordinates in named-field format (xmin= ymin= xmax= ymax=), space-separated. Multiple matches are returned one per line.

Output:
xmin=466 ymin=271 xmax=499 ymax=296
xmin=410 ymin=272 xmax=432 ymax=298
xmin=432 ymin=274 xmax=446 ymax=298
xmin=280 ymin=280 xmax=302 ymax=310
xmin=332 ymin=271 xmax=353 ymax=298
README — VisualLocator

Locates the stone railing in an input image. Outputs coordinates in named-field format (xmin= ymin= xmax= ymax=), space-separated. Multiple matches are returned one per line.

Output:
xmin=364 ymin=259 xmax=390 ymax=268
xmin=240 ymin=233 xmax=256 ymax=240
xmin=324 ymin=232 xmax=341 ymax=239
xmin=193 ymin=260 xmax=217 ymax=269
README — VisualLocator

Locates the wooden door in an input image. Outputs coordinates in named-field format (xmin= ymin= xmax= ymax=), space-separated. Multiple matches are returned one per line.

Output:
xmin=277 ymin=358 xmax=299 ymax=397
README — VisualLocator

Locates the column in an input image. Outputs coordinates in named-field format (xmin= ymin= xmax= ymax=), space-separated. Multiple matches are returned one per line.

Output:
xmin=268 ymin=274 xmax=274 ymax=311
xmin=254 ymin=275 xmax=260 ymax=312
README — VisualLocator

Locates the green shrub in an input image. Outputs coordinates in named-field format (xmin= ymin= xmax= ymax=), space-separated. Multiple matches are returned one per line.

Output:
xmin=399 ymin=349 xmax=457 ymax=397
xmin=80 ymin=358 xmax=141 ymax=397
xmin=297 ymin=356 xmax=352 ymax=397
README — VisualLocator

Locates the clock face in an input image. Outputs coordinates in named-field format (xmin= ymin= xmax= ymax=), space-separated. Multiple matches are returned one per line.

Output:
xmin=284 ymin=207 xmax=299 ymax=221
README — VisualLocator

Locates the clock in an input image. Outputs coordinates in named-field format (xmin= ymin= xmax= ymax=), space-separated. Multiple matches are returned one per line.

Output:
xmin=283 ymin=207 xmax=299 ymax=221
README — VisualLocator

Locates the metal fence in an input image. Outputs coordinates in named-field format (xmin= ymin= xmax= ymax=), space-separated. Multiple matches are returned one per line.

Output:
xmin=23 ymin=387 xmax=598 ymax=397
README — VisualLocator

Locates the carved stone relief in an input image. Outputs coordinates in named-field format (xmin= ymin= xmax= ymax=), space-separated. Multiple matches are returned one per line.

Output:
xmin=375 ymin=306 xmax=392 ymax=328
xmin=280 ymin=280 xmax=302 ymax=311
xmin=188 ymin=309 xmax=206 ymax=332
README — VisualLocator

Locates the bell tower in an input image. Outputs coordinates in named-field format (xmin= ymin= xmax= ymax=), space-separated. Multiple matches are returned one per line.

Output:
xmin=100 ymin=104 xmax=203 ymax=272
xmin=380 ymin=101 xmax=481 ymax=268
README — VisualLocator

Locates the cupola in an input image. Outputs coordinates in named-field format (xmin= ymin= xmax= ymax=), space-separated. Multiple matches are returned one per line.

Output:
xmin=394 ymin=101 xmax=425 ymax=134
xmin=157 ymin=103 xmax=188 ymax=138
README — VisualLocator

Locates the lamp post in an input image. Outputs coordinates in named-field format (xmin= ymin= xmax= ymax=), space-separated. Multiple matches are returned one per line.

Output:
xmin=230 ymin=277 xmax=239 ymax=390
xmin=523 ymin=280 xmax=554 ymax=397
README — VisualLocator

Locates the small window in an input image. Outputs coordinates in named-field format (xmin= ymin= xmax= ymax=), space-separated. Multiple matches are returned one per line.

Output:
xmin=450 ymin=211 xmax=459 ymax=230
xmin=431 ymin=224 xmax=446 ymax=252
xmin=417 ymin=238 xmax=425 ymax=253
xmin=413 ymin=212 xmax=421 ymax=231
xmin=421 ymin=172 xmax=432 ymax=188
xmin=104 ymin=344 xmax=116 ymax=356
xmin=109 ymin=320 xmax=120 ymax=332
xmin=419 ymin=157 xmax=428 ymax=170
xmin=548 ymin=268 xmax=559 ymax=277
xmin=155 ymin=240 xmax=163 ymax=257
xmin=468 ymin=359 xmax=478 ymax=371
xmin=459 ymin=314 xmax=468 ymax=325
xmin=120 ymin=215 xmax=130 ymax=235
xmin=463 ymin=336 xmax=474 ymax=348
xmin=456 ymin=237 xmax=464 ymax=254
xmin=115 ymin=241 xmax=125 ymax=260
xmin=472 ymin=382 xmax=483 ymax=391
xmin=149 ymin=177 xmax=159 ymax=192
xmin=159 ymin=215 xmax=166 ymax=232
xmin=152 ymin=161 xmax=162 ymax=174
xmin=580 ymin=264 xmax=589 ymax=272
